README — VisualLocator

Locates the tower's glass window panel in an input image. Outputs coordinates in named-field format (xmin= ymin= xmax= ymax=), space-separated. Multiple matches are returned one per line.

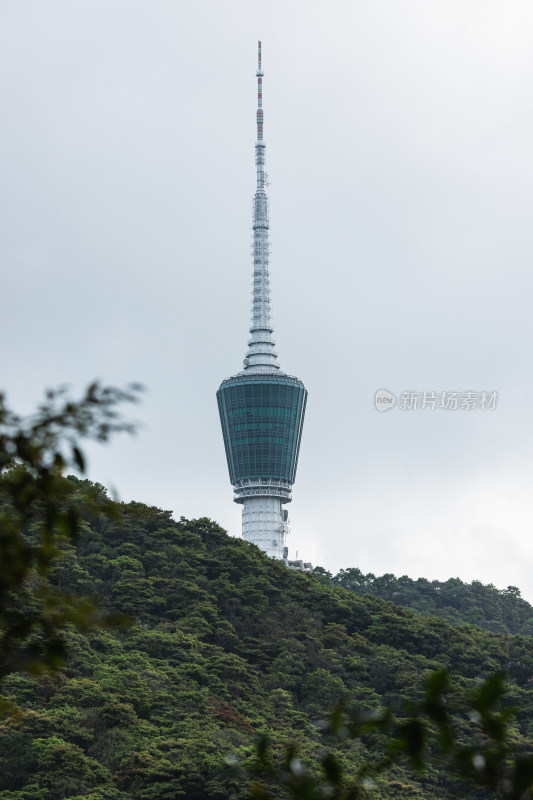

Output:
xmin=217 ymin=376 xmax=307 ymax=484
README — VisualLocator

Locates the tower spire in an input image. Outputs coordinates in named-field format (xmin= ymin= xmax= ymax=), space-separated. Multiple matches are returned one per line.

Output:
xmin=257 ymin=40 xmax=263 ymax=140
xmin=243 ymin=40 xmax=279 ymax=373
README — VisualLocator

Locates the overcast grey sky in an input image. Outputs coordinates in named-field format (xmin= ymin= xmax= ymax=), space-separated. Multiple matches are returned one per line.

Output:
xmin=2 ymin=1 xmax=533 ymax=598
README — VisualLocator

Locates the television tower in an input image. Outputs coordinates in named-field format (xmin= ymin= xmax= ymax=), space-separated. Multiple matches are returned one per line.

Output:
xmin=217 ymin=42 xmax=307 ymax=559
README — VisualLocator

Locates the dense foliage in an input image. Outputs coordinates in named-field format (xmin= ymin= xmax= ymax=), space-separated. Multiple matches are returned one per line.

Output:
xmin=0 ymin=383 xmax=139 ymax=682
xmin=312 ymin=567 xmax=533 ymax=636
xmin=2 ymin=479 xmax=533 ymax=799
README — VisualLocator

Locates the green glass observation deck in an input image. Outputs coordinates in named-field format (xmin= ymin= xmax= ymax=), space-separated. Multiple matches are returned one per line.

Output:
xmin=217 ymin=373 xmax=307 ymax=485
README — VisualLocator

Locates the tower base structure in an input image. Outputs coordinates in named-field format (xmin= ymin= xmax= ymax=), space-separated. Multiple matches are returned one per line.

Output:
xmin=234 ymin=479 xmax=290 ymax=560
xmin=240 ymin=496 xmax=288 ymax=559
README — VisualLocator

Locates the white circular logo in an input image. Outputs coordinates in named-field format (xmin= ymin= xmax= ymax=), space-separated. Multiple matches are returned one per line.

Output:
xmin=375 ymin=389 xmax=396 ymax=412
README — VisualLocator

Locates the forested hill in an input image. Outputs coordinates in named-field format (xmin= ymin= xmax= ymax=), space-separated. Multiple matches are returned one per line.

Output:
xmin=312 ymin=567 xmax=533 ymax=636
xmin=2 ymin=478 xmax=533 ymax=800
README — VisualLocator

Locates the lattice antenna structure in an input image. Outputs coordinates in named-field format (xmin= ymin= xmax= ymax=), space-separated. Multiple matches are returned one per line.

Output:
xmin=242 ymin=40 xmax=279 ymax=373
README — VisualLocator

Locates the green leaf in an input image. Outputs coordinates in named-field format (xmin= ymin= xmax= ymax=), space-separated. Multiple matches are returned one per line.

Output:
xmin=393 ymin=718 xmax=427 ymax=771
xmin=321 ymin=752 xmax=342 ymax=785
xmin=72 ymin=446 xmax=85 ymax=473
xmin=472 ymin=672 xmax=506 ymax=713
xmin=511 ymin=754 xmax=533 ymax=795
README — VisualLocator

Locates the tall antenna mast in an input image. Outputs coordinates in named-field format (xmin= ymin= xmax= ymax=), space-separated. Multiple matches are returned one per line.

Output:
xmin=257 ymin=40 xmax=263 ymax=139
xmin=243 ymin=40 xmax=279 ymax=373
